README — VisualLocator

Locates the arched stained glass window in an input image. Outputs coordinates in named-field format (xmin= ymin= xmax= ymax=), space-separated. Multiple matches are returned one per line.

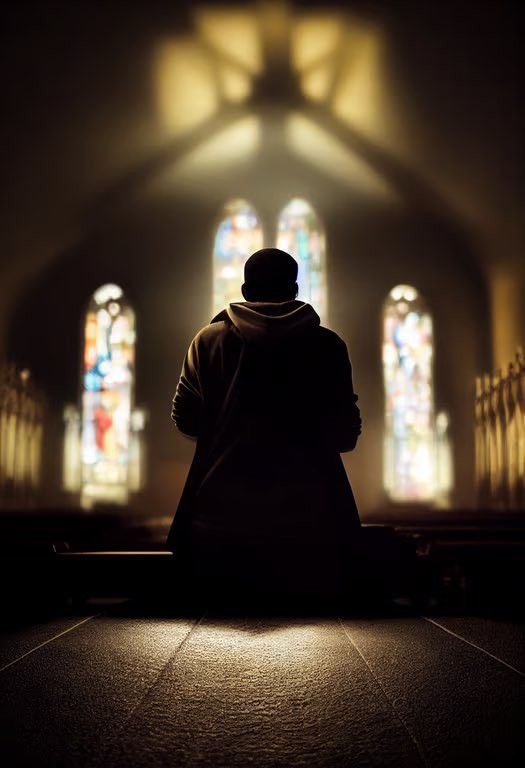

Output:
xmin=276 ymin=198 xmax=327 ymax=322
xmin=81 ymin=283 xmax=135 ymax=507
xmin=383 ymin=285 xmax=436 ymax=501
xmin=212 ymin=198 xmax=263 ymax=314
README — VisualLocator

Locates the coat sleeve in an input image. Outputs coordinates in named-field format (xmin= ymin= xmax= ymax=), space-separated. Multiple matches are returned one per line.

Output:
xmin=171 ymin=336 xmax=203 ymax=438
xmin=322 ymin=337 xmax=362 ymax=453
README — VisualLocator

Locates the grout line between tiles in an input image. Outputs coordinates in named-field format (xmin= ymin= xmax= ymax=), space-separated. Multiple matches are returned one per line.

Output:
xmin=422 ymin=616 xmax=525 ymax=678
xmin=339 ymin=618 xmax=430 ymax=768
xmin=0 ymin=614 xmax=101 ymax=674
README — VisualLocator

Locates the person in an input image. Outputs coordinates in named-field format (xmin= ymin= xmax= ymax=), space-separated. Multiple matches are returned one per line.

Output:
xmin=167 ymin=247 xmax=362 ymax=604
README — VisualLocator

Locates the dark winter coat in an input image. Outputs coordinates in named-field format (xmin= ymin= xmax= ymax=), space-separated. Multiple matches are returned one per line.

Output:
xmin=167 ymin=300 xmax=362 ymax=596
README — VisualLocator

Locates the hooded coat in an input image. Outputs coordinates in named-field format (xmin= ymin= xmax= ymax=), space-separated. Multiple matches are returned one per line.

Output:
xmin=167 ymin=300 xmax=362 ymax=598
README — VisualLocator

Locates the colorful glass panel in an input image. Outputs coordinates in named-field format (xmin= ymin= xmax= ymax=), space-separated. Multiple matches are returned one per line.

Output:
xmin=81 ymin=284 xmax=135 ymax=504
xmin=383 ymin=285 xmax=436 ymax=501
xmin=212 ymin=199 xmax=263 ymax=314
xmin=276 ymin=198 xmax=327 ymax=322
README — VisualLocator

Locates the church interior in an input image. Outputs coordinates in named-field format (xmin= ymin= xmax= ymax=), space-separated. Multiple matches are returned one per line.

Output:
xmin=1 ymin=1 xmax=524 ymax=765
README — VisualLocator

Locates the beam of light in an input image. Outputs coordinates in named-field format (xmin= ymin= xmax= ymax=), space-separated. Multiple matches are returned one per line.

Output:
xmin=173 ymin=115 xmax=260 ymax=179
xmin=285 ymin=113 xmax=397 ymax=201
xmin=193 ymin=6 xmax=263 ymax=75
xmin=291 ymin=13 xmax=343 ymax=72
xmin=300 ymin=61 xmax=336 ymax=103
xmin=154 ymin=37 xmax=220 ymax=134
xmin=291 ymin=12 xmax=387 ymax=133
xmin=331 ymin=25 xmax=400 ymax=149
xmin=218 ymin=62 xmax=253 ymax=103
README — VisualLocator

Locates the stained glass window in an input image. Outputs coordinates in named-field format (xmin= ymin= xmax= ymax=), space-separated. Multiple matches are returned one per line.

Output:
xmin=212 ymin=198 xmax=263 ymax=314
xmin=383 ymin=285 xmax=436 ymax=501
xmin=81 ymin=284 xmax=135 ymax=506
xmin=276 ymin=198 xmax=327 ymax=322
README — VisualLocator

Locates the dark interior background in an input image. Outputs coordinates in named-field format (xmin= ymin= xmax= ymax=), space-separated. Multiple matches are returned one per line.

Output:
xmin=0 ymin=0 xmax=522 ymax=519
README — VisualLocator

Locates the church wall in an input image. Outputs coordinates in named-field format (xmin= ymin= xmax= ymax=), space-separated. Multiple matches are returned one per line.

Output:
xmin=5 ymin=145 xmax=489 ymax=518
xmin=489 ymin=260 xmax=525 ymax=370
xmin=0 ymin=0 xmax=521 ymax=521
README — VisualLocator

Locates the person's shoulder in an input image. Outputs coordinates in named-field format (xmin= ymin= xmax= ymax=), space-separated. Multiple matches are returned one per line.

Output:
xmin=191 ymin=316 xmax=233 ymax=350
xmin=315 ymin=325 xmax=348 ymax=349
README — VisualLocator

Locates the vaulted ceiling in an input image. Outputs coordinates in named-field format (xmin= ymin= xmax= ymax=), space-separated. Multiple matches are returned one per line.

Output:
xmin=0 ymin=0 xmax=522 ymax=356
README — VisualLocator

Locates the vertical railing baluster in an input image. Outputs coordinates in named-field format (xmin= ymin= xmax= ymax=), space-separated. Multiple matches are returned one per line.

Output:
xmin=0 ymin=363 xmax=45 ymax=508
xmin=475 ymin=347 xmax=525 ymax=511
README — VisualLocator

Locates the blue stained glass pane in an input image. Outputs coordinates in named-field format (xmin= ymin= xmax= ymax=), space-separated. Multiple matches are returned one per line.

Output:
xmin=276 ymin=198 xmax=327 ymax=323
xmin=81 ymin=286 xmax=135 ymax=503
xmin=212 ymin=199 xmax=264 ymax=314
xmin=382 ymin=285 xmax=436 ymax=501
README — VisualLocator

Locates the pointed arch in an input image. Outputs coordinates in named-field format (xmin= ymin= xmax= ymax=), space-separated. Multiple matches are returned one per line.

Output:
xmin=382 ymin=284 xmax=436 ymax=501
xmin=276 ymin=198 xmax=327 ymax=322
xmin=81 ymin=283 xmax=135 ymax=507
xmin=212 ymin=198 xmax=264 ymax=315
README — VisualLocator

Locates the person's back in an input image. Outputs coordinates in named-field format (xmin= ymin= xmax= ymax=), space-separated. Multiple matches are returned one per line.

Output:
xmin=168 ymin=249 xmax=362 ymax=602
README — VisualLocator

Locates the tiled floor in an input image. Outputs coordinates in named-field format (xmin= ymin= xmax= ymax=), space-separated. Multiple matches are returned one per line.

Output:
xmin=1 ymin=608 xmax=524 ymax=766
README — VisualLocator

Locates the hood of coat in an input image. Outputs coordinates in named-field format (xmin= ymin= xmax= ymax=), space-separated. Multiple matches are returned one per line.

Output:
xmin=212 ymin=300 xmax=320 ymax=342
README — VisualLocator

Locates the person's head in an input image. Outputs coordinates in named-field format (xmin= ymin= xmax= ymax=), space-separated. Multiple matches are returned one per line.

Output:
xmin=241 ymin=248 xmax=298 ymax=302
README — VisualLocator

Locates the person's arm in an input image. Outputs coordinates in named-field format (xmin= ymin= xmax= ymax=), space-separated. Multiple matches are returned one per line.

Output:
xmin=171 ymin=336 xmax=203 ymax=439
xmin=323 ymin=336 xmax=362 ymax=453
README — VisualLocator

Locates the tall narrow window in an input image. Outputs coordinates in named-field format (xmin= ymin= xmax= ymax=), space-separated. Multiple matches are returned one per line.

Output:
xmin=81 ymin=283 xmax=135 ymax=507
xmin=276 ymin=198 xmax=327 ymax=322
xmin=212 ymin=198 xmax=263 ymax=315
xmin=383 ymin=285 xmax=435 ymax=501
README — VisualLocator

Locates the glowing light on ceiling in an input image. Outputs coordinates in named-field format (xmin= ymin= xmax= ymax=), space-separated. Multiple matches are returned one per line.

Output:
xmin=300 ymin=61 xmax=335 ymax=103
xmin=286 ymin=113 xmax=396 ymax=201
xmin=331 ymin=27 xmax=399 ymax=151
xmin=155 ymin=38 xmax=220 ymax=134
xmin=193 ymin=7 xmax=263 ymax=75
xmin=152 ymin=5 xmax=399 ymax=207
xmin=174 ymin=115 xmax=260 ymax=178
xmin=218 ymin=62 xmax=253 ymax=103
xmin=291 ymin=14 xmax=342 ymax=71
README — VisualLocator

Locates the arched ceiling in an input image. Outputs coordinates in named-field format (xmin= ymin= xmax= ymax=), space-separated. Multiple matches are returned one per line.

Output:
xmin=0 ymin=0 xmax=522 ymax=357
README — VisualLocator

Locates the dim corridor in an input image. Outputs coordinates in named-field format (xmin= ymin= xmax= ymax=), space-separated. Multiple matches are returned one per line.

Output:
xmin=1 ymin=604 xmax=524 ymax=767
